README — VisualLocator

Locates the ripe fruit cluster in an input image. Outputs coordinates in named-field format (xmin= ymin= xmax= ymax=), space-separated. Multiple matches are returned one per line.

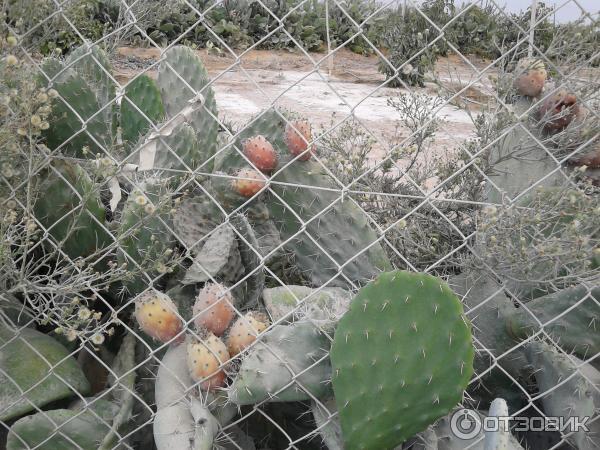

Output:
xmin=232 ymin=119 xmax=315 ymax=198
xmin=134 ymin=283 xmax=269 ymax=391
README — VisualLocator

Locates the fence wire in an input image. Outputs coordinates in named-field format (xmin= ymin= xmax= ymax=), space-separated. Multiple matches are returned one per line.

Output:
xmin=0 ymin=0 xmax=599 ymax=449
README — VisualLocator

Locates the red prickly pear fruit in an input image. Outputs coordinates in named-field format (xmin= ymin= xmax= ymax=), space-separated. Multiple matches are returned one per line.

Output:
xmin=193 ymin=283 xmax=236 ymax=336
xmin=187 ymin=334 xmax=230 ymax=391
xmin=134 ymin=291 xmax=183 ymax=343
xmin=226 ymin=311 xmax=269 ymax=356
xmin=242 ymin=135 xmax=278 ymax=173
xmin=285 ymin=120 xmax=314 ymax=161
xmin=231 ymin=168 xmax=265 ymax=197
xmin=513 ymin=58 xmax=547 ymax=97
xmin=538 ymin=89 xmax=580 ymax=131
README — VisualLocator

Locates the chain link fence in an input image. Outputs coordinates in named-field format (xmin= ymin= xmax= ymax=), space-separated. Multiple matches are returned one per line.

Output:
xmin=0 ymin=0 xmax=599 ymax=449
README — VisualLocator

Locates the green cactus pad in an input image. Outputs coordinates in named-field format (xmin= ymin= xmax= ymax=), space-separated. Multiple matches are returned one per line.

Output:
xmin=156 ymin=46 xmax=218 ymax=172
xmin=231 ymin=214 xmax=265 ymax=309
xmin=270 ymin=158 xmax=392 ymax=287
xmin=65 ymin=44 xmax=116 ymax=127
xmin=152 ymin=122 xmax=201 ymax=173
xmin=330 ymin=271 xmax=474 ymax=450
xmin=34 ymin=160 xmax=111 ymax=260
xmin=228 ymin=322 xmax=331 ymax=405
xmin=172 ymin=194 xmax=224 ymax=249
xmin=121 ymin=74 xmax=165 ymax=150
xmin=0 ymin=326 xmax=90 ymax=422
xmin=263 ymin=285 xmax=351 ymax=331
xmin=506 ymin=285 xmax=600 ymax=359
xmin=40 ymin=58 xmax=111 ymax=157
xmin=6 ymin=408 xmax=111 ymax=450
xmin=117 ymin=178 xmax=175 ymax=295
xmin=525 ymin=341 xmax=599 ymax=450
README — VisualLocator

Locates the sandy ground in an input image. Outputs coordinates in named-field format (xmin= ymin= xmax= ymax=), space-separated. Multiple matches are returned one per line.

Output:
xmin=113 ymin=47 xmax=497 ymax=163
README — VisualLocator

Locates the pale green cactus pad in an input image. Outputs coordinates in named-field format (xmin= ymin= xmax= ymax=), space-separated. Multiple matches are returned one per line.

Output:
xmin=0 ymin=325 xmax=90 ymax=422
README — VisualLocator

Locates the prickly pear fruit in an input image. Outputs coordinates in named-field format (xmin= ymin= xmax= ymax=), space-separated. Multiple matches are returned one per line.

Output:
xmin=513 ymin=58 xmax=546 ymax=97
xmin=538 ymin=89 xmax=580 ymax=131
xmin=193 ymin=283 xmax=236 ymax=336
xmin=187 ymin=334 xmax=230 ymax=391
xmin=134 ymin=291 xmax=183 ymax=343
xmin=231 ymin=168 xmax=265 ymax=197
xmin=242 ymin=135 xmax=278 ymax=173
xmin=226 ymin=312 xmax=269 ymax=356
xmin=284 ymin=120 xmax=313 ymax=161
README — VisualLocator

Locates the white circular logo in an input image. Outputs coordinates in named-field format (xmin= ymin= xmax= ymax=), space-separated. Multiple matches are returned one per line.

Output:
xmin=450 ymin=409 xmax=482 ymax=440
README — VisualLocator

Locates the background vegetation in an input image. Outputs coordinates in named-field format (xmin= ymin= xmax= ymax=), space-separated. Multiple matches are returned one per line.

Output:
xmin=5 ymin=0 xmax=599 ymax=63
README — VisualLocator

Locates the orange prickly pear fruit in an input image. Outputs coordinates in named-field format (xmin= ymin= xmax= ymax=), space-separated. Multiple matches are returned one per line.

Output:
xmin=226 ymin=311 xmax=269 ymax=356
xmin=232 ymin=168 xmax=265 ymax=197
xmin=187 ymin=333 xmax=230 ymax=390
xmin=285 ymin=120 xmax=314 ymax=161
xmin=193 ymin=282 xmax=236 ymax=336
xmin=242 ymin=135 xmax=278 ymax=173
xmin=134 ymin=291 xmax=183 ymax=343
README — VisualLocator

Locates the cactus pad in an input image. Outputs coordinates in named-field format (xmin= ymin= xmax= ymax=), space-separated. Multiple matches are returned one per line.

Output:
xmin=156 ymin=46 xmax=218 ymax=171
xmin=121 ymin=74 xmax=165 ymax=150
xmin=219 ymin=110 xmax=391 ymax=287
xmin=506 ymin=285 xmax=600 ymax=359
xmin=228 ymin=322 xmax=331 ymax=404
xmin=40 ymin=58 xmax=110 ymax=157
xmin=0 ymin=326 xmax=90 ymax=422
xmin=34 ymin=160 xmax=110 ymax=260
xmin=117 ymin=178 xmax=175 ymax=295
xmin=330 ymin=271 xmax=474 ymax=450
xmin=65 ymin=44 xmax=116 ymax=127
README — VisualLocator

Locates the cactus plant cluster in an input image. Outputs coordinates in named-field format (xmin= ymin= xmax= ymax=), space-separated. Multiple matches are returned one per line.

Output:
xmin=2 ymin=39 xmax=599 ymax=450
xmin=448 ymin=56 xmax=600 ymax=449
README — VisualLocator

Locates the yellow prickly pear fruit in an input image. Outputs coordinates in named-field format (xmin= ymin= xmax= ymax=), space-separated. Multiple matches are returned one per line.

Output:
xmin=226 ymin=311 xmax=269 ymax=356
xmin=231 ymin=168 xmax=265 ymax=198
xmin=186 ymin=333 xmax=230 ymax=390
xmin=134 ymin=291 xmax=183 ymax=343
xmin=513 ymin=58 xmax=547 ymax=97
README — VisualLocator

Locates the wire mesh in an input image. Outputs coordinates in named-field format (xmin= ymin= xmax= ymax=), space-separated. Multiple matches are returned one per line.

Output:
xmin=0 ymin=0 xmax=599 ymax=449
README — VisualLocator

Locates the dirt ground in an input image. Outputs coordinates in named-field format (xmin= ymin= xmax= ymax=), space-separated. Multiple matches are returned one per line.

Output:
xmin=113 ymin=47 xmax=497 ymax=162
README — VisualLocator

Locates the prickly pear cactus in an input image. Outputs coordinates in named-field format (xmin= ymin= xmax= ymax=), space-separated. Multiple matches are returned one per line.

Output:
xmin=121 ymin=74 xmax=165 ymax=150
xmin=34 ymin=160 xmax=111 ymax=260
xmin=39 ymin=56 xmax=111 ymax=157
xmin=183 ymin=224 xmax=244 ymax=285
xmin=231 ymin=213 xmax=265 ymax=308
xmin=215 ymin=109 xmax=391 ymax=287
xmin=172 ymin=194 xmax=224 ymax=250
xmin=65 ymin=44 xmax=116 ymax=123
xmin=117 ymin=178 xmax=176 ymax=295
xmin=155 ymin=45 xmax=218 ymax=172
xmin=6 ymin=408 xmax=113 ymax=450
xmin=0 ymin=325 xmax=90 ymax=422
xmin=330 ymin=271 xmax=474 ymax=450
xmin=228 ymin=321 xmax=331 ymax=405
xmin=506 ymin=285 xmax=600 ymax=359
xmin=525 ymin=341 xmax=600 ymax=450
